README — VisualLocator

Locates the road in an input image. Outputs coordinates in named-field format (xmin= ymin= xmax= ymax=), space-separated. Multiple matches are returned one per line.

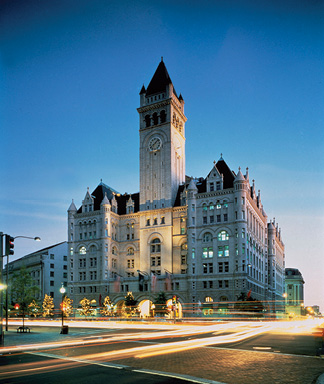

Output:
xmin=0 ymin=319 xmax=323 ymax=384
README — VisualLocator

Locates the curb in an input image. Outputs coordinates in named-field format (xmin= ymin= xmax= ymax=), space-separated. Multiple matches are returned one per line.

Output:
xmin=316 ymin=373 xmax=324 ymax=384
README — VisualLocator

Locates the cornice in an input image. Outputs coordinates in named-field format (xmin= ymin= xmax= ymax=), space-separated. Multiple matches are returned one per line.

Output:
xmin=137 ymin=99 xmax=171 ymax=113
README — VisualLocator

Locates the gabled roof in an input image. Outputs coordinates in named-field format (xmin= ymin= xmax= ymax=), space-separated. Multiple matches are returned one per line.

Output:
xmin=77 ymin=182 xmax=119 ymax=213
xmin=214 ymin=158 xmax=235 ymax=189
xmin=77 ymin=182 xmax=140 ymax=215
xmin=146 ymin=60 xmax=173 ymax=96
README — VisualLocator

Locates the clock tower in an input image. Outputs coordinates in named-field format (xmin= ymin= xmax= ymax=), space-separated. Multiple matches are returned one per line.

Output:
xmin=138 ymin=59 xmax=187 ymax=211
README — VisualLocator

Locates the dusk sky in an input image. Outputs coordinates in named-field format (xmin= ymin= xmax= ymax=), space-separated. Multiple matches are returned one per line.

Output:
xmin=1 ymin=1 xmax=323 ymax=310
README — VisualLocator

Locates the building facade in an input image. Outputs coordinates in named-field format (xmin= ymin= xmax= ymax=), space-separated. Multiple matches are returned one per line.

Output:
xmin=67 ymin=60 xmax=285 ymax=316
xmin=5 ymin=242 xmax=68 ymax=309
xmin=284 ymin=268 xmax=304 ymax=317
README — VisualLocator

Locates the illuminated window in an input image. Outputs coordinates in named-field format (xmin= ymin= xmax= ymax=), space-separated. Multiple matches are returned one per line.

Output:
xmin=218 ymin=231 xmax=229 ymax=241
xmin=79 ymin=246 xmax=86 ymax=255
xmin=205 ymin=296 xmax=213 ymax=303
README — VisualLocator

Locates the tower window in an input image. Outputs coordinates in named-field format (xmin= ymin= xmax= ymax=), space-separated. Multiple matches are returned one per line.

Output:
xmin=160 ymin=110 xmax=166 ymax=123
xmin=145 ymin=115 xmax=151 ymax=128
xmin=152 ymin=112 xmax=158 ymax=125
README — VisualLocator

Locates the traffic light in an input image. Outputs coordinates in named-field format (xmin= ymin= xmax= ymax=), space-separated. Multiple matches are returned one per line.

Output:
xmin=172 ymin=295 xmax=177 ymax=305
xmin=5 ymin=235 xmax=14 ymax=256
xmin=14 ymin=304 xmax=20 ymax=310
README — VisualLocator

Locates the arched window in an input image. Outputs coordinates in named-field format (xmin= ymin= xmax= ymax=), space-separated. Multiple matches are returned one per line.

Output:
xmin=79 ymin=246 xmax=87 ymax=255
xmin=218 ymin=230 xmax=229 ymax=241
xmin=205 ymin=296 xmax=213 ymax=303
xmin=89 ymin=245 xmax=97 ymax=253
xmin=160 ymin=110 xmax=166 ymax=123
xmin=202 ymin=203 xmax=208 ymax=212
xmin=145 ymin=115 xmax=151 ymax=128
xmin=152 ymin=112 xmax=158 ymax=125
xmin=127 ymin=247 xmax=134 ymax=255
xmin=150 ymin=238 xmax=161 ymax=253
xmin=203 ymin=232 xmax=212 ymax=243
xmin=112 ymin=246 xmax=117 ymax=255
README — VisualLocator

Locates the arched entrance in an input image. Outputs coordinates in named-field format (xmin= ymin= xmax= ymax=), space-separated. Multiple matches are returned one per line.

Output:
xmin=166 ymin=298 xmax=183 ymax=319
xmin=138 ymin=299 xmax=154 ymax=318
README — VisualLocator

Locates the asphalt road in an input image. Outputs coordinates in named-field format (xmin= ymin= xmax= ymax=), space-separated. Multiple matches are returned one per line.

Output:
xmin=0 ymin=321 xmax=323 ymax=384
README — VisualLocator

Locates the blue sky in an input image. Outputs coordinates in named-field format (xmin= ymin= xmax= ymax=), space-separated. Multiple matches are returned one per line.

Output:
xmin=1 ymin=0 xmax=323 ymax=309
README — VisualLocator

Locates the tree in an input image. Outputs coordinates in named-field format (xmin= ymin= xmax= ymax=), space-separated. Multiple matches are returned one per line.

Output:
xmin=79 ymin=297 xmax=94 ymax=316
xmin=124 ymin=292 xmax=138 ymax=317
xmin=42 ymin=294 xmax=54 ymax=317
xmin=62 ymin=296 xmax=73 ymax=317
xmin=100 ymin=296 xmax=115 ymax=317
xmin=28 ymin=300 xmax=41 ymax=317
xmin=154 ymin=291 xmax=168 ymax=316
xmin=10 ymin=266 xmax=39 ymax=327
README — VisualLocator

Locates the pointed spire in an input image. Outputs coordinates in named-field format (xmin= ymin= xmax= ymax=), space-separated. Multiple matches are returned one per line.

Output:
xmin=245 ymin=167 xmax=249 ymax=181
xmin=219 ymin=153 xmax=224 ymax=161
xmin=139 ymin=84 xmax=146 ymax=95
xmin=101 ymin=192 xmax=110 ymax=206
xmin=235 ymin=167 xmax=245 ymax=181
xmin=146 ymin=60 xmax=172 ymax=96
xmin=188 ymin=178 xmax=198 ymax=191
xmin=68 ymin=199 xmax=77 ymax=212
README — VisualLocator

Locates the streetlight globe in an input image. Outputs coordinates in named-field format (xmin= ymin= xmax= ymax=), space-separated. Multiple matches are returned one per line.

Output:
xmin=34 ymin=237 xmax=41 ymax=241
xmin=60 ymin=286 xmax=66 ymax=294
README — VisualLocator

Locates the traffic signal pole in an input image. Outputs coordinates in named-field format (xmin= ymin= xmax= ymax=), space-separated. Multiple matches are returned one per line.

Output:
xmin=0 ymin=232 xmax=4 ymax=346
xmin=4 ymin=235 xmax=14 ymax=332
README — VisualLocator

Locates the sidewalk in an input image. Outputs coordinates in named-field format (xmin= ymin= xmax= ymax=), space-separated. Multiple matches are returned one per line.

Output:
xmin=0 ymin=323 xmax=106 ymax=348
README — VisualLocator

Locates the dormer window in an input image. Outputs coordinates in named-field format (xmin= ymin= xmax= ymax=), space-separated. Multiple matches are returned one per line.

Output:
xmin=216 ymin=182 xmax=221 ymax=190
xmin=210 ymin=183 xmax=214 ymax=191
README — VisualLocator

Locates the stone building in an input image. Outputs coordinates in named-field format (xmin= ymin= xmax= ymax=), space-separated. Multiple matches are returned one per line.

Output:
xmin=67 ymin=60 xmax=285 ymax=317
xmin=284 ymin=268 xmax=305 ymax=317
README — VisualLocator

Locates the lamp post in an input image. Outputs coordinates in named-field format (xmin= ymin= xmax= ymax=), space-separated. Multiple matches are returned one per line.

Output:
xmin=5 ymin=236 xmax=41 ymax=331
xmin=60 ymin=284 xmax=67 ymax=334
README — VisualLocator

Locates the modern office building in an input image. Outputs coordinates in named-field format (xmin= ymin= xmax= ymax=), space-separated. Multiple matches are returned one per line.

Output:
xmin=4 ymin=242 xmax=68 ymax=309
xmin=67 ymin=60 xmax=285 ymax=316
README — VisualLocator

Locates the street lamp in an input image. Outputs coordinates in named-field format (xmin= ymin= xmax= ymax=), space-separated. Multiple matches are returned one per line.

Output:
xmin=60 ymin=284 xmax=68 ymax=334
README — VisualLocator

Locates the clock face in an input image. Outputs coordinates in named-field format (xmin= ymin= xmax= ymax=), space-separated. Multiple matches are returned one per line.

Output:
xmin=149 ymin=137 xmax=162 ymax=151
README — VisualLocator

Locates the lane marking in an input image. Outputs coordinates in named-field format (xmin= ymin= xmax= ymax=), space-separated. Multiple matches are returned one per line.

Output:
xmin=29 ymin=352 xmax=226 ymax=384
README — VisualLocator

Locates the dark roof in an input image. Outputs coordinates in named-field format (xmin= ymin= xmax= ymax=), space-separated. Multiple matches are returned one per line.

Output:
xmin=77 ymin=183 xmax=119 ymax=213
xmin=146 ymin=60 xmax=173 ymax=96
xmin=77 ymin=182 xmax=140 ymax=215
xmin=179 ymin=158 xmax=235 ymax=196
xmin=214 ymin=158 xmax=235 ymax=189
xmin=116 ymin=193 xmax=139 ymax=215
xmin=285 ymin=268 xmax=302 ymax=276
